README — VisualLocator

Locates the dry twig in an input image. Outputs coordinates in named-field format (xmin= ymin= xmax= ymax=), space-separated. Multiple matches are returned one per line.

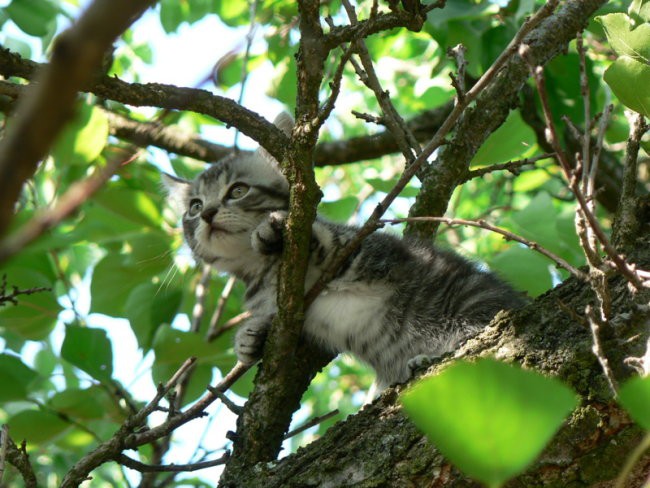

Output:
xmin=382 ymin=216 xmax=587 ymax=279
xmin=305 ymin=0 xmax=560 ymax=304
xmin=0 ymin=148 xmax=139 ymax=264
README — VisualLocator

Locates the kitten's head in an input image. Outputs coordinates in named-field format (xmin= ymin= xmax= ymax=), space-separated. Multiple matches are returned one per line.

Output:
xmin=162 ymin=113 xmax=292 ymax=268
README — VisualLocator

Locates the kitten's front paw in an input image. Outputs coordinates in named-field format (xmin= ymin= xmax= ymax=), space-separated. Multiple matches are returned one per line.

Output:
xmin=234 ymin=319 xmax=270 ymax=364
xmin=252 ymin=211 xmax=286 ymax=255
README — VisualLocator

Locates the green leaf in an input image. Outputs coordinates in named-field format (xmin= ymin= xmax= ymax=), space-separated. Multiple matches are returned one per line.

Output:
xmin=0 ymin=354 xmax=39 ymax=402
xmin=215 ymin=1 xmax=250 ymax=26
xmin=267 ymin=58 xmax=297 ymax=107
xmin=5 ymin=0 xmax=58 ymax=37
xmin=0 ymin=256 xmax=61 ymax=340
xmin=510 ymin=192 xmax=572 ymax=259
xmin=488 ymin=246 xmax=552 ymax=297
xmin=401 ymin=358 xmax=578 ymax=488
xmin=603 ymin=56 xmax=650 ymax=117
xmin=319 ymin=197 xmax=358 ymax=223
xmin=596 ymin=13 xmax=650 ymax=62
xmin=8 ymin=409 xmax=69 ymax=445
xmin=61 ymin=325 xmax=113 ymax=382
xmin=160 ymin=0 xmax=189 ymax=33
xmin=366 ymin=178 xmax=419 ymax=198
xmin=126 ymin=282 xmax=182 ymax=350
xmin=49 ymin=388 xmax=105 ymax=420
xmin=628 ymin=0 xmax=650 ymax=23
xmin=90 ymin=237 xmax=172 ymax=316
xmin=618 ymin=376 xmax=650 ymax=430
xmin=471 ymin=111 xmax=536 ymax=166
xmin=52 ymin=102 xmax=109 ymax=166
xmin=94 ymin=186 xmax=163 ymax=227
xmin=90 ymin=254 xmax=143 ymax=316
xmin=152 ymin=362 xmax=213 ymax=406
xmin=152 ymin=325 xmax=223 ymax=364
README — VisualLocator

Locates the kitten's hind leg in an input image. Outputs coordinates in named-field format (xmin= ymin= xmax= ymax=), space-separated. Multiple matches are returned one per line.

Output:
xmin=252 ymin=211 xmax=286 ymax=255
xmin=407 ymin=353 xmax=442 ymax=379
xmin=234 ymin=314 xmax=273 ymax=364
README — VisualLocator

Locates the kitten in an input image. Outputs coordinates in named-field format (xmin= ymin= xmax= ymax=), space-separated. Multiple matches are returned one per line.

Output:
xmin=163 ymin=113 xmax=525 ymax=389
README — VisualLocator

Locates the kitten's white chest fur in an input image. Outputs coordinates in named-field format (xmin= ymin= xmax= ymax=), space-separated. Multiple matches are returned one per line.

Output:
xmin=304 ymin=281 xmax=392 ymax=354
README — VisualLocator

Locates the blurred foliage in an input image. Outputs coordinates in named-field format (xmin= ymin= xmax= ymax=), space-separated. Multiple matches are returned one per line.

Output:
xmin=0 ymin=0 xmax=647 ymax=485
xmin=401 ymin=359 xmax=578 ymax=488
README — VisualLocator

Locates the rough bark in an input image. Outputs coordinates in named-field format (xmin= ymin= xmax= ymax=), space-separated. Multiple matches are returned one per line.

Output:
xmin=222 ymin=232 xmax=650 ymax=487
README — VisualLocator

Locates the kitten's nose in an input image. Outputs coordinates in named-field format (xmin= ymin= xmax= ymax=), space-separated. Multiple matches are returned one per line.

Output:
xmin=201 ymin=206 xmax=219 ymax=223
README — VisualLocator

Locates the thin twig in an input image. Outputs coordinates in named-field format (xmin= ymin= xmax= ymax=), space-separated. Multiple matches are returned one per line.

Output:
xmin=521 ymin=45 xmax=647 ymax=290
xmin=0 ymin=148 xmax=139 ymax=264
xmin=1 ymin=433 xmax=37 ymax=488
xmin=0 ymin=424 xmax=8 ymax=484
xmin=613 ymin=432 xmax=650 ymax=488
xmin=586 ymin=305 xmax=619 ymax=397
xmin=305 ymin=0 xmax=559 ymax=304
xmin=383 ymin=216 xmax=587 ymax=279
xmin=576 ymin=31 xmax=592 ymax=192
xmin=206 ymin=388 xmax=243 ymax=415
xmin=462 ymin=152 xmax=554 ymax=183
xmin=0 ymin=274 xmax=50 ymax=307
xmin=61 ymin=361 xmax=249 ymax=488
xmin=206 ymin=276 xmax=238 ymax=341
xmin=342 ymin=0 xmax=421 ymax=161
xmin=284 ymin=409 xmax=340 ymax=440
xmin=233 ymin=0 xmax=260 ymax=149
xmin=191 ymin=265 xmax=212 ymax=332
xmin=448 ymin=44 xmax=468 ymax=103
xmin=118 ymin=452 xmax=229 ymax=473
xmin=207 ymin=311 xmax=250 ymax=343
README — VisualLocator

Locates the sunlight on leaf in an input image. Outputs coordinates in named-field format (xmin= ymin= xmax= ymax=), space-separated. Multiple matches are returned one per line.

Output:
xmin=401 ymin=358 xmax=578 ymax=488
xmin=8 ymin=409 xmax=69 ymax=446
xmin=61 ymin=325 xmax=114 ymax=382
xmin=618 ymin=375 xmax=650 ymax=430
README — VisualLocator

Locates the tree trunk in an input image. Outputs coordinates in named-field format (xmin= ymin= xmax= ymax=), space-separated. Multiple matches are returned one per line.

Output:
xmin=223 ymin=233 xmax=650 ymax=487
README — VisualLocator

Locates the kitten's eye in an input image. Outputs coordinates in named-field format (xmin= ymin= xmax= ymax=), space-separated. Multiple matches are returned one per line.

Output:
xmin=188 ymin=198 xmax=203 ymax=217
xmin=227 ymin=183 xmax=250 ymax=200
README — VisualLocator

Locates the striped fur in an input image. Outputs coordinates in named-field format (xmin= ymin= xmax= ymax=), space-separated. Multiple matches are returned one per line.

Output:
xmin=163 ymin=114 xmax=525 ymax=389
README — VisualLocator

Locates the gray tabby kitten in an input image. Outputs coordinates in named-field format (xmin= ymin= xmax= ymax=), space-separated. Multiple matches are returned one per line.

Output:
xmin=163 ymin=113 xmax=524 ymax=389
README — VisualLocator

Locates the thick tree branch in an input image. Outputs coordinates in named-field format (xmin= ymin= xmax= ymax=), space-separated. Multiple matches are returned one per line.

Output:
xmin=406 ymin=0 xmax=607 ymax=238
xmin=2 ymin=434 xmax=37 ymax=488
xmin=612 ymin=113 xmax=648 ymax=248
xmin=221 ymin=1 xmax=329 ymax=484
xmin=305 ymin=0 xmax=560 ymax=304
xmin=0 ymin=47 xmax=289 ymax=165
xmin=0 ymin=148 xmax=137 ymax=264
xmin=244 ymin=233 xmax=650 ymax=488
xmin=323 ymin=3 xmax=429 ymax=48
xmin=106 ymin=110 xmax=233 ymax=162
xmin=0 ymin=0 xmax=158 ymax=238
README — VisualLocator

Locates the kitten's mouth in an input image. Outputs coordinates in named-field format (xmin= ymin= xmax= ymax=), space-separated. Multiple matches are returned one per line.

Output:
xmin=205 ymin=224 xmax=229 ymax=237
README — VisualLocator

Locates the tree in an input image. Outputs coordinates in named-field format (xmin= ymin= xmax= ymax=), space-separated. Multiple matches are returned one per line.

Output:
xmin=0 ymin=0 xmax=649 ymax=486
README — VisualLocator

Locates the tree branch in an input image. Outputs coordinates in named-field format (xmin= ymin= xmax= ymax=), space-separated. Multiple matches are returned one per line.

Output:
xmin=247 ymin=233 xmax=650 ymax=487
xmin=0 ymin=148 xmax=138 ymax=264
xmin=0 ymin=47 xmax=289 ymax=165
xmin=0 ymin=0 xmax=158 ymax=238
xmin=406 ymin=0 xmax=605 ymax=238
xmin=0 ymin=53 xmax=457 ymax=168
xmin=221 ymin=1 xmax=329 ymax=482
xmin=1 ymin=433 xmax=37 ymax=488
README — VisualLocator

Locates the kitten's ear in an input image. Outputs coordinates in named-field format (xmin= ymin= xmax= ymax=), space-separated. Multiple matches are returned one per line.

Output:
xmin=273 ymin=111 xmax=294 ymax=137
xmin=258 ymin=111 xmax=294 ymax=167
xmin=161 ymin=172 xmax=191 ymax=215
